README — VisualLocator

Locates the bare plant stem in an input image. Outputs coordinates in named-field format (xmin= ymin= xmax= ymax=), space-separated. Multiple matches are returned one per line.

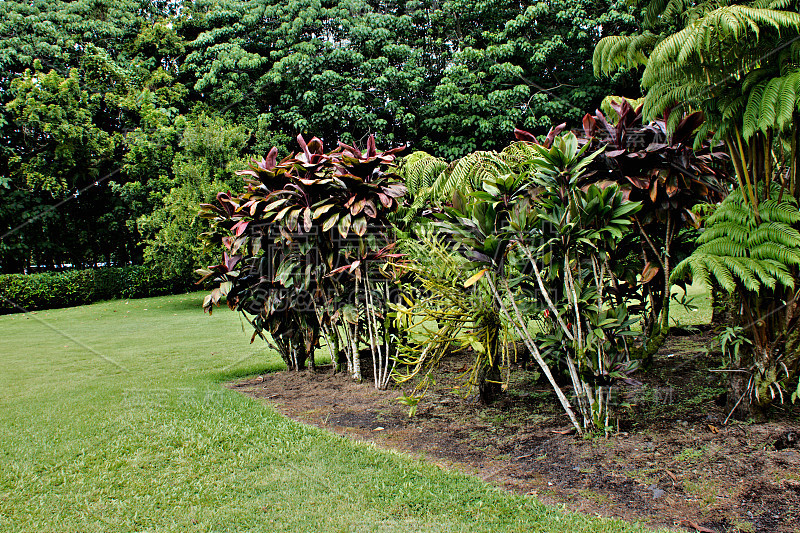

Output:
xmin=518 ymin=242 xmax=574 ymax=340
xmin=484 ymin=273 xmax=582 ymax=434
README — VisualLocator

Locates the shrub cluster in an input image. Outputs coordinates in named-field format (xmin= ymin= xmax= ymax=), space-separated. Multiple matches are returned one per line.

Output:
xmin=0 ymin=266 xmax=192 ymax=314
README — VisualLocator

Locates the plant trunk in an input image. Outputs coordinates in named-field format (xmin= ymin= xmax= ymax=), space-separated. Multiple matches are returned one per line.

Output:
xmin=477 ymin=307 xmax=501 ymax=404
xmin=710 ymin=283 xmax=736 ymax=326
xmin=726 ymin=372 xmax=750 ymax=420
xmin=643 ymin=216 xmax=673 ymax=367
xmin=485 ymin=273 xmax=583 ymax=434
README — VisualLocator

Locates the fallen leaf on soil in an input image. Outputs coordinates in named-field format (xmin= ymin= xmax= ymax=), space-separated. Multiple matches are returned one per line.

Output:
xmin=665 ymin=470 xmax=678 ymax=483
xmin=682 ymin=520 xmax=718 ymax=533
xmin=550 ymin=428 xmax=576 ymax=435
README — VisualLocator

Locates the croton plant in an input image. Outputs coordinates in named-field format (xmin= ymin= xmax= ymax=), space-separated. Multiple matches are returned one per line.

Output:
xmin=579 ymin=99 xmax=729 ymax=360
xmin=197 ymin=134 xmax=406 ymax=386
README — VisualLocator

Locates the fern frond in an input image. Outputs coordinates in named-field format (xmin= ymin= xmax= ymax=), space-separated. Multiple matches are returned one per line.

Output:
xmin=759 ymin=258 xmax=795 ymax=289
xmin=724 ymin=257 xmax=761 ymax=292
xmin=697 ymin=221 xmax=750 ymax=244
xmin=705 ymin=255 xmax=737 ymax=292
xmin=751 ymin=242 xmax=800 ymax=267
xmin=671 ymin=254 xmax=713 ymax=287
xmin=431 ymin=151 xmax=510 ymax=201
xmin=742 ymin=67 xmax=772 ymax=93
xmin=738 ymin=256 xmax=777 ymax=290
xmin=706 ymin=203 xmax=757 ymax=227
xmin=501 ymin=141 xmax=540 ymax=168
xmin=697 ymin=239 xmax=748 ymax=257
xmin=593 ymin=34 xmax=656 ymax=77
xmin=662 ymin=0 xmax=692 ymax=25
xmin=748 ymin=222 xmax=800 ymax=248
xmin=642 ymin=80 xmax=706 ymax=119
xmin=644 ymin=0 xmax=670 ymax=28
xmin=721 ymin=94 xmax=746 ymax=123
xmin=757 ymin=76 xmax=782 ymax=133
xmin=743 ymin=80 xmax=768 ymax=138
xmin=759 ymin=199 xmax=800 ymax=223
xmin=399 ymin=151 xmax=448 ymax=196
xmin=775 ymin=70 xmax=800 ymax=131
xmin=678 ymin=186 xmax=800 ymax=295
xmin=643 ymin=6 xmax=800 ymax=91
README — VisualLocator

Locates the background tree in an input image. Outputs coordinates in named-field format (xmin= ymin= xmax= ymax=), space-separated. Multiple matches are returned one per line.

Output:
xmin=1 ymin=0 xmax=638 ymax=278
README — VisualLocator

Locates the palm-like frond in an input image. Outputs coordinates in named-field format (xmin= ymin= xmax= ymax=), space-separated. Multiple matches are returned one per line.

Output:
xmin=759 ymin=198 xmax=800 ymax=223
xmin=672 ymin=186 xmax=800 ymax=293
xmin=644 ymin=0 xmax=695 ymax=28
xmin=399 ymin=151 xmax=448 ymax=196
xmin=642 ymin=80 xmax=707 ymax=119
xmin=742 ymin=69 xmax=800 ymax=138
xmin=696 ymin=221 xmax=751 ymax=244
xmin=593 ymin=33 xmax=658 ymax=77
xmin=748 ymin=221 xmax=800 ymax=247
xmin=501 ymin=141 xmax=540 ymax=166
xmin=431 ymin=151 xmax=512 ymax=202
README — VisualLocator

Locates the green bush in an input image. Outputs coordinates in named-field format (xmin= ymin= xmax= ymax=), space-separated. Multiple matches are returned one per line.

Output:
xmin=0 ymin=266 xmax=192 ymax=314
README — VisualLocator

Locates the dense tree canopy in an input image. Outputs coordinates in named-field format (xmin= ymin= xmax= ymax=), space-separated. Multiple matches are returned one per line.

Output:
xmin=0 ymin=0 xmax=637 ymax=274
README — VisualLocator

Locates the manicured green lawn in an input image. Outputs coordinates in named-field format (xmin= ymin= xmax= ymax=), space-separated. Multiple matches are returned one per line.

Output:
xmin=670 ymin=282 xmax=713 ymax=327
xmin=0 ymin=293 xmax=664 ymax=532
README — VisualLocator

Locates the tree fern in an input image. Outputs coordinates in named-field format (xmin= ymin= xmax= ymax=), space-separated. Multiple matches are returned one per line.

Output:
xmin=431 ymin=151 xmax=512 ymax=202
xmin=398 ymin=151 xmax=448 ymax=196
xmin=640 ymin=5 xmax=800 ymax=122
xmin=672 ymin=186 xmax=800 ymax=293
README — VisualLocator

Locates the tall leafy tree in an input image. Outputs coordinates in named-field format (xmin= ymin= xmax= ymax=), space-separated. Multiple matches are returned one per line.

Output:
xmin=420 ymin=0 xmax=638 ymax=158
xmin=0 ymin=0 xmax=189 ymax=271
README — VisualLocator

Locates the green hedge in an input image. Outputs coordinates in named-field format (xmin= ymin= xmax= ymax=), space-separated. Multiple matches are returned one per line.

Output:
xmin=0 ymin=266 xmax=193 ymax=314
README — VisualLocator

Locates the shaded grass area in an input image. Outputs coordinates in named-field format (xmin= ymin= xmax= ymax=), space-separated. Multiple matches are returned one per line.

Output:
xmin=669 ymin=282 xmax=713 ymax=328
xmin=0 ymin=293 xmax=665 ymax=532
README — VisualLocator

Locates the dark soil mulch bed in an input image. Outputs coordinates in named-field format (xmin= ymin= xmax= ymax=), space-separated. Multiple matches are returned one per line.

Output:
xmin=228 ymin=331 xmax=800 ymax=533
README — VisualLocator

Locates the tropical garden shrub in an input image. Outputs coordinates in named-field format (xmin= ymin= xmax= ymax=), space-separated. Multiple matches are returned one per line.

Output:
xmin=399 ymin=104 xmax=730 ymax=365
xmin=199 ymin=135 xmax=406 ymax=388
xmin=595 ymin=0 xmax=800 ymax=416
xmin=407 ymin=132 xmax=643 ymax=434
xmin=391 ymin=228 xmax=508 ymax=405
xmin=580 ymin=99 xmax=729 ymax=361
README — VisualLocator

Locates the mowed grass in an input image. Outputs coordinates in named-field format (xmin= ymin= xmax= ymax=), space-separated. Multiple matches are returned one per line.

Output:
xmin=0 ymin=293 xmax=666 ymax=532
xmin=670 ymin=282 xmax=713 ymax=327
